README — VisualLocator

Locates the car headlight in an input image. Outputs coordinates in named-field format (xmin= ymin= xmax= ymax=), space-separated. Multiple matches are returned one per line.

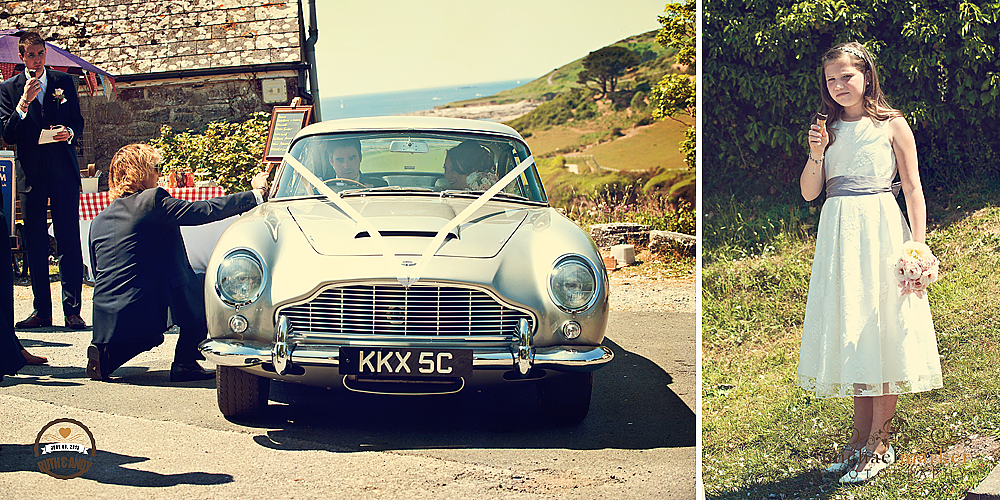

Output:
xmin=548 ymin=255 xmax=599 ymax=312
xmin=216 ymin=249 xmax=266 ymax=307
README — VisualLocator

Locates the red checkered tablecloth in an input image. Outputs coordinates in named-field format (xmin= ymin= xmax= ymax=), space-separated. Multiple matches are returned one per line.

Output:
xmin=79 ymin=186 xmax=226 ymax=220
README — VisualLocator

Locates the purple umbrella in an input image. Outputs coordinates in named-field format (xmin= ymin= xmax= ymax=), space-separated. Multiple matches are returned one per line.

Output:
xmin=0 ymin=29 xmax=115 ymax=96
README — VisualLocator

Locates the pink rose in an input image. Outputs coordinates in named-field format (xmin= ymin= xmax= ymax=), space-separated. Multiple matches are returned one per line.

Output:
xmin=903 ymin=262 xmax=922 ymax=280
xmin=894 ymin=260 xmax=907 ymax=282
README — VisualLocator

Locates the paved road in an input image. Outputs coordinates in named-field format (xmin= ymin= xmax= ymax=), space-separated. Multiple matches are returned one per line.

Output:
xmin=1 ymin=283 xmax=695 ymax=499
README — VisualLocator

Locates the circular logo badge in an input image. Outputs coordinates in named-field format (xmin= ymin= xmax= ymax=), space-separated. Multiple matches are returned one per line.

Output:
xmin=34 ymin=418 xmax=97 ymax=479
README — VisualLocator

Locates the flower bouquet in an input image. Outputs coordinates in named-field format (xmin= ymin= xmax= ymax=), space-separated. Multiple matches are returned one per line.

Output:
xmin=466 ymin=171 xmax=499 ymax=191
xmin=893 ymin=241 xmax=940 ymax=298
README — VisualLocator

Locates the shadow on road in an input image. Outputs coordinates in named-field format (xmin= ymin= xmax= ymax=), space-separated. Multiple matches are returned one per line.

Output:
xmin=233 ymin=338 xmax=694 ymax=453
xmin=0 ymin=444 xmax=233 ymax=487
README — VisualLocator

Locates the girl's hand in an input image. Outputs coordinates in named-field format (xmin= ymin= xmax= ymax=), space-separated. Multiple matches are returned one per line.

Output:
xmin=808 ymin=120 xmax=828 ymax=160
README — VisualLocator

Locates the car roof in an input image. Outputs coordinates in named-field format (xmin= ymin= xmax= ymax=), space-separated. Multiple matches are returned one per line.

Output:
xmin=295 ymin=116 xmax=525 ymax=141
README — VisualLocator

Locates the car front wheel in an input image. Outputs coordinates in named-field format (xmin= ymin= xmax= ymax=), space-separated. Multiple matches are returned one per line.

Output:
xmin=216 ymin=365 xmax=270 ymax=418
xmin=538 ymin=372 xmax=593 ymax=426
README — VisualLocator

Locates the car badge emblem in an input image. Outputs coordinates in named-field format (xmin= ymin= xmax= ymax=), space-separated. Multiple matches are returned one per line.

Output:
xmin=401 ymin=260 xmax=416 ymax=267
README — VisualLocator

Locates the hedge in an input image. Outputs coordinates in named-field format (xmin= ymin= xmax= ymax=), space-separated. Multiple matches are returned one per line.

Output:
xmin=704 ymin=0 xmax=1000 ymax=197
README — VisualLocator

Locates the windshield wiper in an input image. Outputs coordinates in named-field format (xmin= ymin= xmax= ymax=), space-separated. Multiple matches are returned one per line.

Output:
xmin=439 ymin=190 xmax=534 ymax=203
xmin=339 ymin=186 xmax=435 ymax=196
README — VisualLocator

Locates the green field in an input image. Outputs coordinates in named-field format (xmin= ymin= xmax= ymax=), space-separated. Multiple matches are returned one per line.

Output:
xmin=589 ymin=117 xmax=692 ymax=171
xmin=524 ymin=128 xmax=587 ymax=157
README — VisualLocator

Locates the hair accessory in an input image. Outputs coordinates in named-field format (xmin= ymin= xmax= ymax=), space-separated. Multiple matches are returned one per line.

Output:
xmin=840 ymin=46 xmax=866 ymax=60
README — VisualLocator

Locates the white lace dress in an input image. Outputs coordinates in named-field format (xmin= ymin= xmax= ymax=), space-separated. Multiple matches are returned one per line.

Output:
xmin=797 ymin=116 xmax=943 ymax=398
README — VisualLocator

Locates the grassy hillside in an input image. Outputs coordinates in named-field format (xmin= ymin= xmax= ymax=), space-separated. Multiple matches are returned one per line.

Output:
xmin=444 ymin=30 xmax=678 ymax=108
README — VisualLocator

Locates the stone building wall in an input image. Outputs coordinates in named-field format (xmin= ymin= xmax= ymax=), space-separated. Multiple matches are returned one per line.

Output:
xmin=78 ymin=73 xmax=300 ymax=172
xmin=1 ymin=0 xmax=308 ymax=174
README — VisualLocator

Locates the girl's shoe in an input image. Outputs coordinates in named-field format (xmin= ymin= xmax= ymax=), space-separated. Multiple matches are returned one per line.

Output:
xmin=824 ymin=443 xmax=860 ymax=474
xmin=839 ymin=444 xmax=895 ymax=484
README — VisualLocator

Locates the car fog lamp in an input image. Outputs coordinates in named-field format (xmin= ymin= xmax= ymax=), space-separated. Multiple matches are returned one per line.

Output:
xmin=549 ymin=257 xmax=597 ymax=312
xmin=217 ymin=249 xmax=265 ymax=306
xmin=229 ymin=315 xmax=249 ymax=334
xmin=562 ymin=321 xmax=582 ymax=339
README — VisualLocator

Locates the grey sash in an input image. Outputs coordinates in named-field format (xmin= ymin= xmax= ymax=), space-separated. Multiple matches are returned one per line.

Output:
xmin=825 ymin=175 xmax=911 ymax=240
xmin=826 ymin=175 xmax=901 ymax=198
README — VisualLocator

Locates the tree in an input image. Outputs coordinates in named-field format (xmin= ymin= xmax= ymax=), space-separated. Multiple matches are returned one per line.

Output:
xmin=652 ymin=73 xmax=696 ymax=120
xmin=578 ymin=46 xmax=640 ymax=96
xmin=652 ymin=0 xmax=697 ymax=171
xmin=657 ymin=0 xmax=696 ymax=68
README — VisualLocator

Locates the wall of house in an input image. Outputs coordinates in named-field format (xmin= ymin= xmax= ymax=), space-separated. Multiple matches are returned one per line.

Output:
xmin=2 ymin=0 xmax=306 ymax=177
xmin=77 ymin=73 xmax=299 ymax=174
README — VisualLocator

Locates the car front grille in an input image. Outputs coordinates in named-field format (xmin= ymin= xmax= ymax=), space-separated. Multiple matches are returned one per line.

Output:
xmin=279 ymin=284 xmax=532 ymax=337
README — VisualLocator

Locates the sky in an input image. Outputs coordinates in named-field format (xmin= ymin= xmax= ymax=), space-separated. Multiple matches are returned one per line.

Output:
xmin=312 ymin=0 xmax=668 ymax=98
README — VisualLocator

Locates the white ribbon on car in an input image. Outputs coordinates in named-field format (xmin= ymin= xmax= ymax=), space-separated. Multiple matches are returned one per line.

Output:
xmin=283 ymin=155 xmax=399 ymax=277
xmin=283 ymin=153 xmax=535 ymax=288
xmin=404 ymin=154 xmax=535 ymax=287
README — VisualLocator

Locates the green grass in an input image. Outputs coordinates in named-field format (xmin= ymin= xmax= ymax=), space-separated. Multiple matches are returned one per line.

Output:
xmin=525 ymin=128 xmax=588 ymax=157
xmin=702 ymin=187 xmax=1000 ymax=498
xmin=588 ymin=117 xmax=692 ymax=171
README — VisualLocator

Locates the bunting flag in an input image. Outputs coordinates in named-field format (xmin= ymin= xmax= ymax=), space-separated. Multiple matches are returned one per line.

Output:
xmin=0 ymin=63 xmax=17 ymax=80
xmin=85 ymin=71 xmax=99 ymax=96
xmin=98 ymin=74 xmax=109 ymax=99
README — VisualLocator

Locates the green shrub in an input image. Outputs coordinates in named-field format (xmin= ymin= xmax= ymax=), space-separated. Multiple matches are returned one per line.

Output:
xmin=704 ymin=0 xmax=1000 ymax=197
xmin=630 ymin=91 xmax=648 ymax=111
xmin=150 ymin=112 xmax=270 ymax=194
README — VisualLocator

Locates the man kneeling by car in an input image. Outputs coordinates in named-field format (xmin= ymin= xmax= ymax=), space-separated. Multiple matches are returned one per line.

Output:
xmin=87 ymin=143 xmax=269 ymax=382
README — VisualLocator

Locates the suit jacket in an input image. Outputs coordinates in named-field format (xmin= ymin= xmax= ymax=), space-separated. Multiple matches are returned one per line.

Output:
xmin=89 ymin=188 xmax=259 ymax=345
xmin=0 ymin=69 xmax=84 ymax=193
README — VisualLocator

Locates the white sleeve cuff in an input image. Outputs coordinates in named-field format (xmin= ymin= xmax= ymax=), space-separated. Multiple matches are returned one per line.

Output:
xmin=252 ymin=189 xmax=264 ymax=205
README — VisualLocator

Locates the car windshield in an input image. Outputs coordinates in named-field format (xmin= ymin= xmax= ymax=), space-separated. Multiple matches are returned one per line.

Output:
xmin=272 ymin=131 xmax=548 ymax=204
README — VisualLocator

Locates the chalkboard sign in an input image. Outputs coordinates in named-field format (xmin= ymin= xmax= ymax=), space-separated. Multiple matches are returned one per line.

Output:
xmin=263 ymin=106 xmax=312 ymax=162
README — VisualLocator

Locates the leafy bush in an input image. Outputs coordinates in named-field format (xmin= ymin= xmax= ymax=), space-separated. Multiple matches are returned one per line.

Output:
xmin=704 ymin=0 xmax=1000 ymax=197
xmin=507 ymin=88 xmax=594 ymax=131
xmin=150 ymin=112 xmax=270 ymax=194
xmin=630 ymin=91 xmax=649 ymax=111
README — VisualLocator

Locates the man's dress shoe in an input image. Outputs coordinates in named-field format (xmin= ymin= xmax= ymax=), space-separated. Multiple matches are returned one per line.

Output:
xmin=86 ymin=345 xmax=110 ymax=381
xmin=15 ymin=314 xmax=52 ymax=329
xmin=65 ymin=315 xmax=87 ymax=330
xmin=170 ymin=362 xmax=215 ymax=382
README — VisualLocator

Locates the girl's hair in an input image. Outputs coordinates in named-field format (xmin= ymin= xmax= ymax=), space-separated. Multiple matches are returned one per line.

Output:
xmin=817 ymin=42 xmax=902 ymax=148
xmin=109 ymin=143 xmax=160 ymax=199
xmin=446 ymin=140 xmax=493 ymax=175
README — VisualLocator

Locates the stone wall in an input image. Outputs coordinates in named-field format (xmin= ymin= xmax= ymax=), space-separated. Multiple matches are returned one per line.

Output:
xmin=77 ymin=74 xmax=298 ymax=178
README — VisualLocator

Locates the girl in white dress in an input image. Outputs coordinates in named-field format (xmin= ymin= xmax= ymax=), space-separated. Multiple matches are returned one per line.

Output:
xmin=798 ymin=42 xmax=943 ymax=484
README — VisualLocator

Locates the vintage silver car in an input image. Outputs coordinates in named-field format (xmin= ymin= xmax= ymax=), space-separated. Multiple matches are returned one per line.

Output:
xmin=200 ymin=116 xmax=613 ymax=424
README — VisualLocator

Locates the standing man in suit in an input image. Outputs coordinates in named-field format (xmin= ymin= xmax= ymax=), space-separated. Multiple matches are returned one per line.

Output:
xmin=0 ymin=31 xmax=86 ymax=330
xmin=87 ymin=143 xmax=269 ymax=382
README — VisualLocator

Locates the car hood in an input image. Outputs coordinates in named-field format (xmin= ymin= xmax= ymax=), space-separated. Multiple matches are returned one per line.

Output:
xmin=285 ymin=196 xmax=531 ymax=258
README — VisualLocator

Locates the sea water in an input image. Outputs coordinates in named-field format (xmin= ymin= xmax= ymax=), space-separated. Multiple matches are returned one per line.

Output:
xmin=319 ymin=79 xmax=528 ymax=121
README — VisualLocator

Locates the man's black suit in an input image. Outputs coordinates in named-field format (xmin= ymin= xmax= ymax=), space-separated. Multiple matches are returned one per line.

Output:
xmin=89 ymin=187 xmax=258 ymax=372
xmin=0 ymin=69 xmax=85 ymax=320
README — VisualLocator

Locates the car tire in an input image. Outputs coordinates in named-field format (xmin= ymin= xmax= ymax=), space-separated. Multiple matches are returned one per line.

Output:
xmin=216 ymin=365 xmax=270 ymax=418
xmin=538 ymin=372 xmax=593 ymax=426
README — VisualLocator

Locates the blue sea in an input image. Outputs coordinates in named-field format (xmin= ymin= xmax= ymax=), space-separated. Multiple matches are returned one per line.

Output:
xmin=319 ymin=79 xmax=529 ymax=121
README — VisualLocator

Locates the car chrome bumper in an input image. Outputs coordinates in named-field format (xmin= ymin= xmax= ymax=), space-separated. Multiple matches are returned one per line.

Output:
xmin=201 ymin=315 xmax=613 ymax=375
xmin=200 ymin=339 xmax=613 ymax=372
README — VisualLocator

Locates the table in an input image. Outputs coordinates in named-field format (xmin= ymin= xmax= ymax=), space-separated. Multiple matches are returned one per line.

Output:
xmin=75 ymin=187 xmax=236 ymax=280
